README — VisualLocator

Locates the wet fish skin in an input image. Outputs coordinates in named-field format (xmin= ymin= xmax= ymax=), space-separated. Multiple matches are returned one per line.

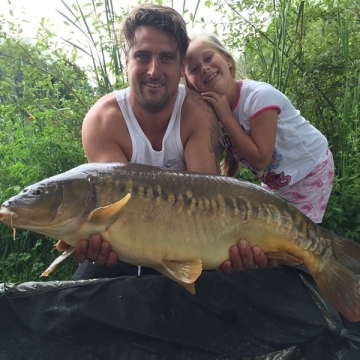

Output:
xmin=0 ymin=162 xmax=360 ymax=322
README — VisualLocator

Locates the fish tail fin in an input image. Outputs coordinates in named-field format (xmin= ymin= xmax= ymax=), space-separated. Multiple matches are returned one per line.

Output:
xmin=332 ymin=236 xmax=360 ymax=273
xmin=312 ymin=237 xmax=360 ymax=322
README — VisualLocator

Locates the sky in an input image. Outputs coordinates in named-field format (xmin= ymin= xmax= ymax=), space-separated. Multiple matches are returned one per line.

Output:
xmin=2 ymin=0 xmax=220 ymax=68
xmin=2 ymin=0 xmax=218 ymax=39
xmin=3 ymin=0 xmax=72 ymax=38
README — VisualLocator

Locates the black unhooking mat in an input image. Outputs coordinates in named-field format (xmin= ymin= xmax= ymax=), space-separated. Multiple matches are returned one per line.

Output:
xmin=1 ymin=265 xmax=360 ymax=360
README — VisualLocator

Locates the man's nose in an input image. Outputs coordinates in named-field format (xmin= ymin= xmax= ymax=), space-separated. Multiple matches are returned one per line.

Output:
xmin=148 ymin=58 xmax=160 ymax=77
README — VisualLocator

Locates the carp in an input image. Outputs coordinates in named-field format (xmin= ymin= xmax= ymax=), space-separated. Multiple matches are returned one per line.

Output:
xmin=0 ymin=162 xmax=360 ymax=321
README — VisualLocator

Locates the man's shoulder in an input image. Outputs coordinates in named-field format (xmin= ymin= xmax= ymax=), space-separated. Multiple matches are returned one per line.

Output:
xmin=83 ymin=93 xmax=123 ymax=127
xmin=85 ymin=92 xmax=124 ymax=124
xmin=182 ymin=88 xmax=213 ymax=115
xmin=180 ymin=88 xmax=217 ymax=141
xmin=183 ymin=87 xmax=203 ymax=102
xmin=93 ymin=92 xmax=117 ymax=108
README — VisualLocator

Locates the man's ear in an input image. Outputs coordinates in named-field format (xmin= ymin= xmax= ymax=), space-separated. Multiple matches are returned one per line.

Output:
xmin=180 ymin=55 xmax=187 ymax=78
xmin=124 ymin=53 xmax=129 ymax=74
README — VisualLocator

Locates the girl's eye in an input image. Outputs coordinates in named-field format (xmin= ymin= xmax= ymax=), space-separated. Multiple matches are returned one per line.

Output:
xmin=190 ymin=67 xmax=198 ymax=74
xmin=205 ymin=55 xmax=213 ymax=62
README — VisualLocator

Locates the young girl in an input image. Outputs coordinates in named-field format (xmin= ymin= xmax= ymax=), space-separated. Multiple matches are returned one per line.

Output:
xmin=184 ymin=34 xmax=334 ymax=223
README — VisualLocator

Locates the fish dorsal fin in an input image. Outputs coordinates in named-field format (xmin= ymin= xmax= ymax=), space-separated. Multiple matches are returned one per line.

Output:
xmin=157 ymin=259 xmax=203 ymax=294
xmin=88 ymin=193 xmax=131 ymax=228
xmin=264 ymin=250 xmax=303 ymax=265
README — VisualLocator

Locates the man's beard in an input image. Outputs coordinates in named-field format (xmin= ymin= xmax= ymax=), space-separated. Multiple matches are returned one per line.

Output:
xmin=135 ymin=89 xmax=175 ymax=113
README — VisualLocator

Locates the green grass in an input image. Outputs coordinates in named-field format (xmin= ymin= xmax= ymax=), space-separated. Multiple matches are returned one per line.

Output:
xmin=0 ymin=224 xmax=77 ymax=282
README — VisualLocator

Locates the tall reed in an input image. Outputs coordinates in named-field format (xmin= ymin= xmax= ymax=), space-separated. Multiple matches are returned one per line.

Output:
xmin=58 ymin=0 xmax=127 ymax=93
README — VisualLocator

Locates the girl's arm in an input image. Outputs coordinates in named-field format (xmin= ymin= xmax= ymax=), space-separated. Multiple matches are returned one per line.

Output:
xmin=222 ymin=109 xmax=278 ymax=170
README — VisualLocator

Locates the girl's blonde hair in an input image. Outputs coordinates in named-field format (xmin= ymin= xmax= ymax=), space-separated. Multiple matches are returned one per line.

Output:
xmin=184 ymin=34 xmax=241 ymax=177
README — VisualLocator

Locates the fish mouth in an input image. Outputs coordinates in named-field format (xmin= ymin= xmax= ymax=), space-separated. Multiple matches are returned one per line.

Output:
xmin=0 ymin=207 xmax=19 ymax=227
xmin=0 ymin=207 xmax=56 ymax=240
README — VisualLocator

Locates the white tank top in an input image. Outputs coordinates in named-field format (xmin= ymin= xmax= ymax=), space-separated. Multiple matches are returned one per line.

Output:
xmin=113 ymin=85 xmax=186 ymax=170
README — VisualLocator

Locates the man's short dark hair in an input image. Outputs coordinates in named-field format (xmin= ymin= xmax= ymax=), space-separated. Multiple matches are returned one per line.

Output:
xmin=120 ymin=4 xmax=189 ymax=62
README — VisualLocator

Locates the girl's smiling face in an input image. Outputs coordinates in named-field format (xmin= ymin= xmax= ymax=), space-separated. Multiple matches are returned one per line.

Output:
xmin=185 ymin=40 xmax=233 ymax=93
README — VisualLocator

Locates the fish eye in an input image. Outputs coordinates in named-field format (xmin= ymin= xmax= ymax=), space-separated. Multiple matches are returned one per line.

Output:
xmin=33 ymin=187 xmax=44 ymax=196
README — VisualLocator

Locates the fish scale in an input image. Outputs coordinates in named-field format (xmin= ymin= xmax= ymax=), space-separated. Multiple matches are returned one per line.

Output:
xmin=83 ymin=166 xmax=340 ymax=263
xmin=0 ymin=162 xmax=360 ymax=322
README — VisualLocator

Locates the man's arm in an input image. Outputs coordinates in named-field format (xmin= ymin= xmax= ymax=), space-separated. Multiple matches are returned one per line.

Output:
xmin=56 ymin=93 xmax=128 ymax=264
xmin=181 ymin=89 xmax=220 ymax=174
xmin=81 ymin=93 xmax=130 ymax=163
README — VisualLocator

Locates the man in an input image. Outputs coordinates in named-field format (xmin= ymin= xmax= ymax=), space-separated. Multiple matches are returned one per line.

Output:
xmin=57 ymin=4 xmax=267 ymax=279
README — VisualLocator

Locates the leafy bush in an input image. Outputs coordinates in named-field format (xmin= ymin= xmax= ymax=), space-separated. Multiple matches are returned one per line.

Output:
xmin=0 ymin=29 xmax=94 ymax=281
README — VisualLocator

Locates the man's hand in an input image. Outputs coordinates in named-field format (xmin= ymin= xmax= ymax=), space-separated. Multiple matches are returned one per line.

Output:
xmin=220 ymin=239 xmax=269 ymax=274
xmin=56 ymin=235 xmax=118 ymax=267
xmin=57 ymin=236 xmax=269 ymax=272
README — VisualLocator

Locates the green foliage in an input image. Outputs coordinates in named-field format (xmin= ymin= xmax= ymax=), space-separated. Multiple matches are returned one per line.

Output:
xmin=0 ymin=15 xmax=96 ymax=281
xmin=57 ymin=0 xmax=128 ymax=93
xmin=0 ymin=228 xmax=77 ymax=282
xmin=0 ymin=34 xmax=92 ymax=200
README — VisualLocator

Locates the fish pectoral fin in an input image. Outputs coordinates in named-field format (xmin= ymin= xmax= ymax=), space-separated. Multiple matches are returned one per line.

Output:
xmin=41 ymin=245 xmax=76 ymax=277
xmin=87 ymin=193 xmax=131 ymax=228
xmin=264 ymin=251 xmax=303 ymax=265
xmin=156 ymin=259 xmax=203 ymax=295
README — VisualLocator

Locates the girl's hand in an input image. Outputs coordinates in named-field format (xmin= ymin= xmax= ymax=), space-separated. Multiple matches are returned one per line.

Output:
xmin=201 ymin=91 xmax=233 ymax=125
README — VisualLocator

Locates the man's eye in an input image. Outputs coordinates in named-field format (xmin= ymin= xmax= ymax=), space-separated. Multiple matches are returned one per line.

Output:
xmin=161 ymin=55 xmax=174 ymax=62
xmin=137 ymin=54 xmax=149 ymax=61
